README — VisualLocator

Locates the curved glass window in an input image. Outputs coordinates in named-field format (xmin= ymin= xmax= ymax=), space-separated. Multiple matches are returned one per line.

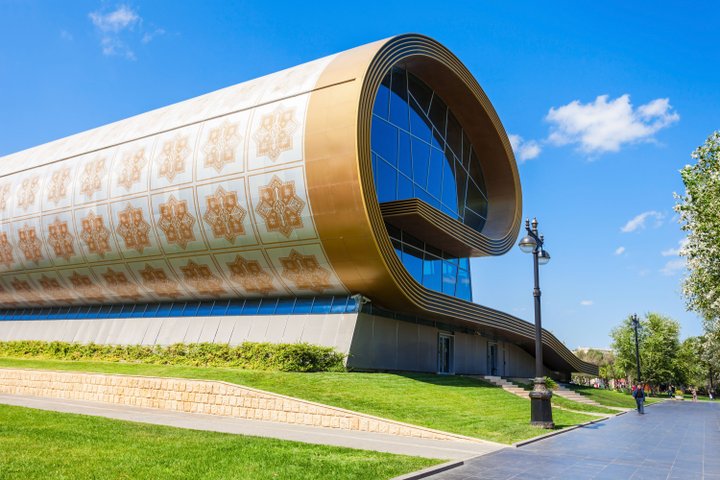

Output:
xmin=371 ymin=67 xmax=481 ymax=302
xmin=371 ymin=67 xmax=488 ymax=229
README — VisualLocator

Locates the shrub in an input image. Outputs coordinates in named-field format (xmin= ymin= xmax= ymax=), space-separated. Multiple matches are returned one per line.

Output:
xmin=0 ymin=341 xmax=345 ymax=372
xmin=544 ymin=376 xmax=558 ymax=389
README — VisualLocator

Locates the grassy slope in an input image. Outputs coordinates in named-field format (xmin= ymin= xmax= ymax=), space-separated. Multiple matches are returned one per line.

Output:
xmin=0 ymin=403 xmax=436 ymax=480
xmin=0 ymin=357 xmax=595 ymax=444
xmin=565 ymin=384 xmax=663 ymax=408
xmin=513 ymin=382 xmax=617 ymax=415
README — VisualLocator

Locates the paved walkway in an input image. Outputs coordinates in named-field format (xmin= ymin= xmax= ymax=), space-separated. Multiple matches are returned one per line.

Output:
xmin=0 ymin=393 xmax=504 ymax=461
xmin=430 ymin=400 xmax=720 ymax=479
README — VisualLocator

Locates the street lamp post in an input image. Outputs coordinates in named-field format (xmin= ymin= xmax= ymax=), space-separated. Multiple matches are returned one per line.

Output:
xmin=631 ymin=314 xmax=641 ymax=383
xmin=518 ymin=218 xmax=554 ymax=429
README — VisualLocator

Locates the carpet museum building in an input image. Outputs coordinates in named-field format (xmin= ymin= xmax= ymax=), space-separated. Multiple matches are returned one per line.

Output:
xmin=0 ymin=35 xmax=595 ymax=379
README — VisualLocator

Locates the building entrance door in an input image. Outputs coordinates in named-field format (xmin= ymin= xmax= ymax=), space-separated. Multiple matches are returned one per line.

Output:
xmin=488 ymin=343 xmax=498 ymax=376
xmin=437 ymin=333 xmax=454 ymax=374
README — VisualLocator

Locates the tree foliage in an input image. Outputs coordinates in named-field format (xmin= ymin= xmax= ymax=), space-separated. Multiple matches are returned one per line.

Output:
xmin=610 ymin=313 xmax=680 ymax=385
xmin=675 ymin=131 xmax=720 ymax=331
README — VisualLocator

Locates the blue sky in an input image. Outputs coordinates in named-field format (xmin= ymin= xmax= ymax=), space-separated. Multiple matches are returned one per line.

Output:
xmin=1 ymin=1 xmax=718 ymax=349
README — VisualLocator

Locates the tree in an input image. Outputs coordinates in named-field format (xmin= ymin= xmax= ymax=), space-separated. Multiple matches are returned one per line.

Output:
xmin=610 ymin=315 xmax=646 ymax=383
xmin=675 ymin=131 xmax=720 ymax=333
xmin=573 ymin=349 xmax=616 ymax=385
xmin=699 ymin=329 xmax=720 ymax=392
xmin=674 ymin=131 xmax=720 ymax=392
xmin=610 ymin=313 xmax=681 ymax=386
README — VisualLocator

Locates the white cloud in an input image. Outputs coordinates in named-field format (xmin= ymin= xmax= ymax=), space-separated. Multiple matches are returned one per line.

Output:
xmin=614 ymin=246 xmax=626 ymax=256
xmin=620 ymin=211 xmax=664 ymax=233
xmin=661 ymin=238 xmax=689 ymax=257
xmin=661 ymin=259 xmax=685 ymax=276
xmin=545 ymin=94 xmax=679 ymax=154
xmin=508 ymin=134 xmax=541 ymax=162
xmin=580 ymin=300 xmax=593 ymax=306
xmin=142 ymin=28 xmax=165 ymax=44
xmin=89 ymin=5 xmax=139 ymax=32
xmin=88 ymin=5 xmax=148 ymax=59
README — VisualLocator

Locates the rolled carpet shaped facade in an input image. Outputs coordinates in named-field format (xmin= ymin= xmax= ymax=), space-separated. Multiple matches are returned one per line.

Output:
xmin=0 ymin=34 xmax=596 ymax=376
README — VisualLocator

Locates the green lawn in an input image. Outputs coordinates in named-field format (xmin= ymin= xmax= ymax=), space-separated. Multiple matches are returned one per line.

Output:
xmin=0 ymin=403 xmax=436 ymax=480
xmin=565 ymin=384 xmax=664 ymax=408
xmin=0 ymin=357 xmax=595 ymax=444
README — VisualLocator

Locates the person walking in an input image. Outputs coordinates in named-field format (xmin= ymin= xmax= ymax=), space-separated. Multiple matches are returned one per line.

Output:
xmin=632 ymin=383 xmax=645 ymax=414
xmin=691 ymin=387 xmax=698 ymax=402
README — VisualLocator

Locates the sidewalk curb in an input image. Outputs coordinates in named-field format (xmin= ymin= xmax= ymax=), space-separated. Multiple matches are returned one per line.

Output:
xmin=391 ymin=460 xmax=464 ymax=480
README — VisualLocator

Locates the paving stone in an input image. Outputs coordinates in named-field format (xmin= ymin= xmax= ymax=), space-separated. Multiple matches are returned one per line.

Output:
xmin=428 ymin=401 xmax=720 ymax=479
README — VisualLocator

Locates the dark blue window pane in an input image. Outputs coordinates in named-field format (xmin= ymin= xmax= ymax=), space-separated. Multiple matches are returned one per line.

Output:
xmin=427 ymin=147 xmax=444 ymax=200
xmin=415 ymin=188 xmax=435 ymax=208
xmin=446 ymin=111 xmax=462 ymax=157
xmin=310 ymin=297 xmax=332 ymax=314
xmin=242 ymin=299 xmax=261 ymax=315
xmin=409 ymin=99 xmax=433 ymax=144
xmin=442 ymin=262 xmax=458 ymax=296
xmin=456 ymin=269 xmax=472 ymax=301
xmin=196 ymin=302 xmax=214 ymax=316
xmin=376 ymin=158 xmax=397 ymax=203
xmin=398 ymin=130 xmax=413 ymax=179
xmin=143 ymin=304 xmax=159 ymax=318
xmin=408 ymin=73 xmax=432 ymax=114
xmin=169 ymin=303 xmax=186 ymax=316
xmin=211 ymin=300 xmax=230 ymax=315
xmin=184 ymin=302 xmax=200 ymax=316
xmin=330 ymin=296 xmax=349 ymax=314
xmin=371 ymin=117 xmax=398 ymax=166
xmin=459 ymin=258 xmax=469 ymax=271
xmin=225 ymin=299 xmax=243 ymax=315
xmin=275 ymin=299 xmax=295 ymax=314
xmin=156 ymin=303 xmax=173 ymax=317
xmin=411 ymin=138 xmax=430 ymax=188
xmin=422 ymin=255 xmax=442 ymax=291
xmin=346 ymin=297 xmax=361 ymax=313
xmin=257 ymin=298 xmax=277 ymax=315
xmin=373 ymin=83 xmax=391 ymax=120
xmin=428 ymin=95 xmax=447 ymax=138
xmin=398 ymin=174 xmax=414 ymax=201
xmin=462 ymin=132 xmax=472 ymax=168
xmin=464 ymin=207 xmax=485 ymax=231
xmin=441 ymin=158 xmax=458 ymax=215
xmin=293 ymin=298 xmax=314 ymax=313
xmin=389 ymin=68 xmax=409 ymax=130
xmin=402 ymin=246 xmax=423 ymax=283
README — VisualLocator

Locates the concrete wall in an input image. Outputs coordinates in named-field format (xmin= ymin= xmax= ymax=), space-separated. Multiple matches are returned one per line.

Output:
xmin=345 ymin=313 xmax=537 ymax=375
xmin=0 ymin=311 xmax=539 ymax=376
xmin=0 ymin=314 xmax=360 ymax=356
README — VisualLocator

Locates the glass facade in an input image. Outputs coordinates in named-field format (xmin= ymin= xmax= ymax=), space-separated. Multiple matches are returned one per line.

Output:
xmin=0 ymin=296 xmax=360 ymax=321
xmin=371 ymin=67 xmax=488 ymax=228
xmin=386 ymin=223 xmax=472 ymax=301
xmin=371 ymin=67 xmax=481 ymax=302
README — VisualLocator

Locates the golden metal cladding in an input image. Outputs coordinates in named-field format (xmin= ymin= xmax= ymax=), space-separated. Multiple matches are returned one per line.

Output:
xmin=306 ymin=34 xmax=596 ymax=375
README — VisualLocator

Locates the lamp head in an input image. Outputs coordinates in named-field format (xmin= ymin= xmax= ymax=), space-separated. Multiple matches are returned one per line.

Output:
xmin=518 ymin=235 xmax=537 ymax=253
xmin=538 ymin=249 xmax=551 ymax=265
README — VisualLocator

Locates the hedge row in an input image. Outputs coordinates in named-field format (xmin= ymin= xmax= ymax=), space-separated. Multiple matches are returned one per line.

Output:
xmin=0 ymin=341 xmax=346 ymax=372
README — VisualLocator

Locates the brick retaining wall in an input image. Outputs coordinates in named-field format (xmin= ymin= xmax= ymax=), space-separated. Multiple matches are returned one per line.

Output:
xmin=0 ymin=368 xmax=481 ymax=443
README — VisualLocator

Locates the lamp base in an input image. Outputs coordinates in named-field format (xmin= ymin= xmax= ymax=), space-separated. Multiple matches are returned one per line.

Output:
xmin=529 ymin=377 xmax=554 ymax=428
